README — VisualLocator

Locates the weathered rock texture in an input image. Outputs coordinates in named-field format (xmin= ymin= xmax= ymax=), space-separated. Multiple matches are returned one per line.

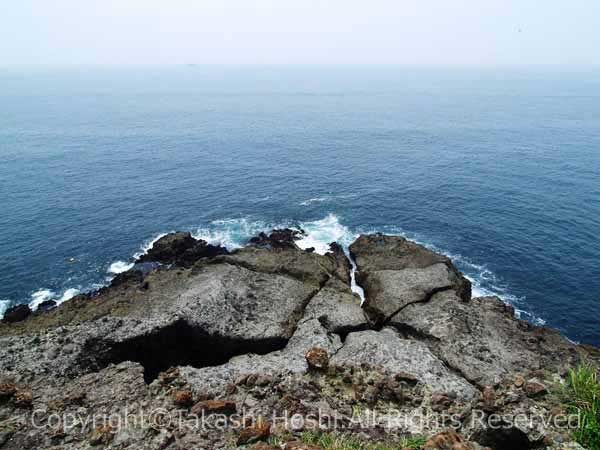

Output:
xmin=0 ymin=232 xmax=596 ymax=450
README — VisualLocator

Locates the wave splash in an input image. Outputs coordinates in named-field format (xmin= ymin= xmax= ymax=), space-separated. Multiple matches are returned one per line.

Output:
xmin=0 ymin=300 xmax=10 ymax=318
xmin=108 ymin=260 xmax=135 ymax=274
xmin=28 ymin=287 xmax=81 ymax=311
xmin=295 ymin=214 xmax=356 ymax=254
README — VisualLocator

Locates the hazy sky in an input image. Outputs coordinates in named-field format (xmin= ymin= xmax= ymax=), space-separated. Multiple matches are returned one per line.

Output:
xmin=1 ymin=0 xmax=599 ymax=66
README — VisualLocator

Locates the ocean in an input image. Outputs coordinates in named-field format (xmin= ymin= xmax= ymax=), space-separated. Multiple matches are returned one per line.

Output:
xmin=1 ymin=66 xmax=599 ymax=345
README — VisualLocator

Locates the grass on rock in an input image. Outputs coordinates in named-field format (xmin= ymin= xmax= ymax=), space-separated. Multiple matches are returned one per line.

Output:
xmin=563 ymin=363 xmax=600 ymax=450
xmin=295 ymin=431 xmax=427 ymax=450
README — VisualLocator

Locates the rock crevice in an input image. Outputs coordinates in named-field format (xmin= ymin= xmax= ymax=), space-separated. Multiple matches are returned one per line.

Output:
xmin=80 ymin=319 xmax=291 ymax=383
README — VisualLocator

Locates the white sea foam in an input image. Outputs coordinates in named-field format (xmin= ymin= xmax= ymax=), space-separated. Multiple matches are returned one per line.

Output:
xmin=349 ymin=255 xmax=366 ymax=305
xmin=300 ymin=197 xmax=328 ymax=206
xmin=29 ymin=287 xmax=81 ymax=311
xmin=299 ymin=194 xmax=358 ymax=207
xmin=58 ymin=288 xmax=80 ymax=305
xmin=132 ymin=232 xmax=170 ymax=260
xmin=0 ymin=300 xmax=11 ymax=319
xmin=194 ymin=218 xmax=271 ymax=249
xmin=296 ymin=214 xmax=357 ymax=254
xmin=193 ymin=214 xmax=357 ymax=255
xmin=29 ymin=289 xmax=56 ymax=310
xmin=108 ymin=260 xmax=135 ymax=274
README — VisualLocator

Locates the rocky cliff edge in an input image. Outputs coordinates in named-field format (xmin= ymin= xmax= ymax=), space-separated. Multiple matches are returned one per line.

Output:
xmin=0 ymin=230 xmax=597 ymax=450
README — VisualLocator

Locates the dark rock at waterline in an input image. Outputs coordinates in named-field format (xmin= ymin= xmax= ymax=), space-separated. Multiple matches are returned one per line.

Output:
xmin=177 ymin=240 xmax=228 ymax=267
xmin=326 ymin=242 xmax=352 ymax=285
xmin=141 ymin=231 xmax=197 ymax=261
xmin=37 ymin=300 xmax=57 ymax=312
xmin=110 ymin=269 xmax=144 ymax=287
xmin=249 ymin=228 xmax=304 ymax=248
xmin=136 ymin=232 xmax=228 ymax=267
xmin=2 ymin=304 xmax=31 ymax=323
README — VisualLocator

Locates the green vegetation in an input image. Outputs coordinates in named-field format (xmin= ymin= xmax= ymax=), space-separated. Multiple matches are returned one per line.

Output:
xmin=563 ymin=364 xmax=600 ymax=450
xmin=298 ymin=430 xmax=427 ymax=450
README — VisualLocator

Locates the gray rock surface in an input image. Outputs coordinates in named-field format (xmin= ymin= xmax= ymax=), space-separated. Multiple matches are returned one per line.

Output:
xmin=303 ymin=277 xmax=367 ymax=336
xmin=390 ymin=291 xmax=585 ymax=387
xmin=331 ymin=328 xmax=477 ymax=400
xmin=349 ymin=234 xmax=471 ymax=326
xmin=0 ymin=232 xmax=597 ymax=450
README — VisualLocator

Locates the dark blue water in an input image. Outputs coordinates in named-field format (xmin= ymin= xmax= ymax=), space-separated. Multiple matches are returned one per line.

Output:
xmin=1 ymin=66 xmax=599 ymax=345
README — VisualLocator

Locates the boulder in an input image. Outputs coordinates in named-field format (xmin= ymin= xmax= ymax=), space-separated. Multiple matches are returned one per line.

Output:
xmin=305 ymin=347 xmax=329 ymax=370
xmin=525 ymin=379 xmax=547 ymax=397
xmin=216 ymin=246 xmax=335 ymax=287
xmin=0 ymin=382 xmax=16 ymax=401
xmin=138 ymin=232 xmax=197 ymax=263
xmin=172 ymin=390 xmax=194 ymax=407
xmin=362 ymin=263 xmax=460 ymax=326
xmin=326 ymin=242 xmax=352 ymax=285
xmin=13 ymin=389 xmax=33 ymax=408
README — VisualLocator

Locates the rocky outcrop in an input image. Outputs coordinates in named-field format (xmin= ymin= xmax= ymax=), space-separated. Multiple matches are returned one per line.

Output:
xmin=137 ymin=231 xmax=228 ymax=267
xmin=389 ymin=291 xmax=583 ymax=387
xmin=0 ymin=232 xmax=596 ymax=450
xmin=349 ymin=234 xmax=471 ymax=327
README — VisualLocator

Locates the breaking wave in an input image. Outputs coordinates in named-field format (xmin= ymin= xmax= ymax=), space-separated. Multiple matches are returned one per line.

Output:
xmin=28 ymin=287 xmax=81 ymax=311
xmin=108 ymin=260 xmax=135 ymax=274
xmin=0 ymin=299 xmax=10 ymax=318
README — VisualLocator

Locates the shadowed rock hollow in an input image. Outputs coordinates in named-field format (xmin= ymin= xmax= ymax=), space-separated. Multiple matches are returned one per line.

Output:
xmin=0 ymin=230 xmax=597 ymax=450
